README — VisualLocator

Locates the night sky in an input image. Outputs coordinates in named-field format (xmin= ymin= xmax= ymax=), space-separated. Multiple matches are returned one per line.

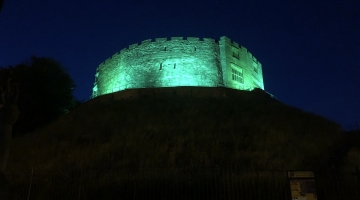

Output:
xmin=1 ymin=0 xmax=359 ymax=127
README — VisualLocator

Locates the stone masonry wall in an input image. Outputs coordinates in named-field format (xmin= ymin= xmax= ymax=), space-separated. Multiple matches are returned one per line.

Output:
xmin=219 ymin=36 xmax=264 ymax=91
xmin=93 ymin=36 xmax=264 ymax=97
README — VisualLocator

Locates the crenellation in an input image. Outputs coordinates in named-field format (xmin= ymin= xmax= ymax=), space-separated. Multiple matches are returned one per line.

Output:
xmin=104 ymin=58 xmax=111 ymax=64
xmin=203 ymin=38 xmax=215 ymax=43
xmin=129 ymin=43 xmax=139 ymax=49
xmin=120 ymin=48 xmax=127 ymax=53
xmin=155 ymin=38 xmax=167 ymax=42
xmin=220 ymin=36 xmax=231 ymax=44
xmin=187 ymin=37 xmax=199 ymax=41
xmin=171 ymin=37 xmax=183 ymax=40
xmin=93 ymin=36 xmax=264 ymax=98
xmin=252 ymin=56 xmax=258 ymax=63
xmin=111 ymin=52 xmax=120 ymax=59
xmin=141 ymin=39 xmax=152 ymax=44
xmin=232 ymin=41 xmax=239 ymax=48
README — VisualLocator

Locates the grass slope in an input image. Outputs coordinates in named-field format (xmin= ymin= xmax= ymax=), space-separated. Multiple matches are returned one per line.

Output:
xmin=8 ymin=87 xmax=343 ymax=171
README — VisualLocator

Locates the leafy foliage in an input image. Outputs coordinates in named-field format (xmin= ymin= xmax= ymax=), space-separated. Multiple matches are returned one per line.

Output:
xmin=0 ymin=56 xmax=76 ymax=134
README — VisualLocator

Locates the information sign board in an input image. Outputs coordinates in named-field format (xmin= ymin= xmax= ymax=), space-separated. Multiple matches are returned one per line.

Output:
xmin=288 ymin=171 xmax=317 ymax=200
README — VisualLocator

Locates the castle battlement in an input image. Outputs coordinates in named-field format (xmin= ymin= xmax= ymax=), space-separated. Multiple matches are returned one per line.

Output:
xmin=231 ymin=41 xmax=239 ymax=48
xmin=93 ymin=36 xmax=264 ymax=97
xmin=101 ymin=37 xmax=223 ymax=65
xmin=141 ymin=39 xmax=152 ymax=44
xmin=123 ymin=37 xmax=221 ymax=50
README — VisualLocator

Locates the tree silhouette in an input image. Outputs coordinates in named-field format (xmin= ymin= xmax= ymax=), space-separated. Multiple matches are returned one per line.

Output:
xmin=0 ymin=56 xmax=76 ymax=135
xmin=0 ymin=56 xmax=75 ymax=199
xmin=0 ymin=77 xmax=20 ymax=200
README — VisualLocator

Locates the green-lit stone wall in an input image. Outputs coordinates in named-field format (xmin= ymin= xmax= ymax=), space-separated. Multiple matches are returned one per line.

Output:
xmin=93 ymin=36 xmax=264 ymax=97
xmin=219 ymin=36 xmax=264 ymax=91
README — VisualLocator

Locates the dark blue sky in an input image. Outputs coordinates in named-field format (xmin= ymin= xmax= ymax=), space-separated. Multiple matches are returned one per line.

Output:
xmin=1 ymin=0 xmax=359 ymax=127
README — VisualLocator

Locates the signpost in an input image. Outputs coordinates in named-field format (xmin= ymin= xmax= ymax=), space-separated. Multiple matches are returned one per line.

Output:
xmin=288 ymin=171 xmax=317 ymax=200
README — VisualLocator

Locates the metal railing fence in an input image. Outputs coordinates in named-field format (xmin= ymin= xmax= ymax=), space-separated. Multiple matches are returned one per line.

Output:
xmin=6 ymin=166 xmax=360 ymax=200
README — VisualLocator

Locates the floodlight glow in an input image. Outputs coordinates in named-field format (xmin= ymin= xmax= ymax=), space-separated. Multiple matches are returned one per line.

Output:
xmin=93 ymin=36 xmax=264 ymax=97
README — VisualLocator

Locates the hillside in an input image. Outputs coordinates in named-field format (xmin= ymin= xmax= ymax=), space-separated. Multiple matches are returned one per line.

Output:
xmin=8 ymin=87 xmax=343 ymax=171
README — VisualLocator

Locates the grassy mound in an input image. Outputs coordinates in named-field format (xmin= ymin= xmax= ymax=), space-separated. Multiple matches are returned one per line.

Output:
xmin=8 ymin=87 xmax=343 ymax=171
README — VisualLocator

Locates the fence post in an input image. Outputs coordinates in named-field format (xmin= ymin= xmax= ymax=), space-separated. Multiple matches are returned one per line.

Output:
xmin=133 ymin=172 xmax=136 ymax=200
xmin=78 ymin=169 xmax=82 ymax=200
xmin=27 ymin=167 xmax=34 ymax=200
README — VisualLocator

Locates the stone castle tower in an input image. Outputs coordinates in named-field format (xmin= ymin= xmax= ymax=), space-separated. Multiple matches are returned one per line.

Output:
xmin=93 ymin=36 xmax=264 ymax=97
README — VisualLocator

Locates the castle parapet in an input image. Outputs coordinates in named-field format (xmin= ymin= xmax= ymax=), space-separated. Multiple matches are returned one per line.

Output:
xmin=129 ymin=43 xmax=139 ymax=49
xmin=187 ymin=37 xmax=199 ymax=41
xmin=232 ymin=41 xmax=239 ymax=48
xmin=93 ymin=36 xmax=264 ymax=98
xmin=141 ymin=39 xmax=152 ymax=44
xmin=155 ymin=38 xmax=167 ymax=42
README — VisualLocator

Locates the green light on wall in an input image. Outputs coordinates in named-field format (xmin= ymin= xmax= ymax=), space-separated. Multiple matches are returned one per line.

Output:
xmin=157 ymin=57 xmax=207 ymax=87
xmin=93 ymin=36 xmax=264 ymax=97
